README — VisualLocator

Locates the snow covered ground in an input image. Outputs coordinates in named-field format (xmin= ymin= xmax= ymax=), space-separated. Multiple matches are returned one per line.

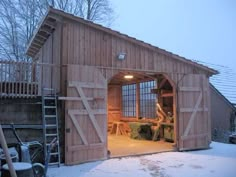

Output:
xmin=48 ymin=142 xmax=236 ymax=177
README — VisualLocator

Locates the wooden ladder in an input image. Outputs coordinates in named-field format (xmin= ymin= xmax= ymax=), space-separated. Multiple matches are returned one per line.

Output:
xmin=42 ymin=88 xmax=61 ymax=166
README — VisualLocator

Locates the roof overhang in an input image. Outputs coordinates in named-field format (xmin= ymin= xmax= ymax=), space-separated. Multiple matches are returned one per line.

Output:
xmin=26 ymin=8 xmax=61 ymax=57
xmin=26 ymin=7 xmax=218 ymax=75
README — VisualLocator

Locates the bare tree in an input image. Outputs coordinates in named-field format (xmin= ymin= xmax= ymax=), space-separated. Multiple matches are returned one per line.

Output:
xmin=0 ymin=0 xmax=46 ymax=61
xmin=0 ymin=0 xmax=20 ymax=61
xmin=0 ymin=0 xmax=114 ymax=61
xmin=81 ymin=0 xmax=114 ymax=25
xmin=47 ymin=0 xmax=114 ymax=25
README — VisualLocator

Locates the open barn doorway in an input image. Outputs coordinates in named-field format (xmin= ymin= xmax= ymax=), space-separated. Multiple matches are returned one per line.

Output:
xmin=107 ymin=72 xmax=177 ymax=157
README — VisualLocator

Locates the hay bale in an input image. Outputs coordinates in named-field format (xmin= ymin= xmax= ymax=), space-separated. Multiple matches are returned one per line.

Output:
xmin=129 ymin=123 xmax=152 ymax=140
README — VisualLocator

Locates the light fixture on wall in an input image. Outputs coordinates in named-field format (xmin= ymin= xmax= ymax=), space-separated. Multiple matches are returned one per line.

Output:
xmin=124 ymin=75 xmax=133 ymax=79
xmin=117 ymin=53 xmax=126 ymax=60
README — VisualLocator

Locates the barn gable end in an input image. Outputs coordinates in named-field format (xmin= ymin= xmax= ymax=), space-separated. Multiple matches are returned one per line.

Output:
xmin=27 ymin=7 xmax=217 ymax=77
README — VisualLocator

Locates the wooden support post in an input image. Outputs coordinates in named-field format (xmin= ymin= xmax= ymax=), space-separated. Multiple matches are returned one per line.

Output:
xmin=136 ymin=83 xmax=140 ymax=120
xmin=0 ymin=124 xmax=17 ymax=177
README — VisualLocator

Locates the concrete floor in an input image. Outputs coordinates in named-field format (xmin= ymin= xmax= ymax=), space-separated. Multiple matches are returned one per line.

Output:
xmin=108 ymin=135 xmax=175 ymax=157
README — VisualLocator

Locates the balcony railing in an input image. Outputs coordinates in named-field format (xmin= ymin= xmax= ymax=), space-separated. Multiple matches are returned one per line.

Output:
xmin=0 ymin=60 xmax=39 ymax=98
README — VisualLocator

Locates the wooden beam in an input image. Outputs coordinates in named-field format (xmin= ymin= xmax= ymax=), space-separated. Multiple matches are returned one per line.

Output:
xmin=26 ymin=51 xmax=36 ymax=57
xmin=44 ymin=21 xmax=56 ymax=28
xmin=36 ymin=33 xmax=48 ymax=40
xmin=179 ymin=87 xmax=207 ymax=92
xmin=180 ymin=108 xmax=208 ymax=113
xmin=27 ymin=51 xmax=36 ymax=56
xmin=42 ymin=25 xmax=54 ymax=32
xmin=161 ymin=93 xmax=174 ymax=97
xmin=68 ymin=109 xmax=106 ymax=115
xmin=32 ymin=42 xmax=42 ymax=49
xmin=59 ymin=96 xmax=104 ymax=101
xmin=59 ymin=97 xmax=92 ymax=101
xmin=28 ymin=47 xmax=38 ymax=53
xmin=69 ymin=81 xmax=106 ymax=89
xmin=40 ymin=27 xmax=53 ymax=34
xmin=183 ymin=91 xmax=203 ymax=136
xmin=159 ymin=78 xmax=167 ymax=89
xmin=68 ymin=110 xmax=88 ymax=145
xmin=29 ymin=45 xmax=40 ymax=51
xmin=34 ymin=38 xmax=45 ymax=45
xmin=48 ymin=14 xmax=62 ymax=22
xmin=181 ymin=133 xmax=208 ymax=140
xmin=1 ymin=124 xmax=43 ymax=129
xmin=68 ymin=143 xmax=105 ymax=152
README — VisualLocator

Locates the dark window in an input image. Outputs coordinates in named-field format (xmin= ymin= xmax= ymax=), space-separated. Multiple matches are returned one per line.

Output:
xmin=140 ymin=81 xmax=156 ymax=118
xmin=122 ymin=84 xmax=136 ymax=117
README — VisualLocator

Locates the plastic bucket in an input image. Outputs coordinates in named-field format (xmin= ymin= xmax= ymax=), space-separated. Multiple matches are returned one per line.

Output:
xmin=0 ymin=153 xmax=18 ymax=169
xmin=1 ymin=162 xmax=34 ymax=177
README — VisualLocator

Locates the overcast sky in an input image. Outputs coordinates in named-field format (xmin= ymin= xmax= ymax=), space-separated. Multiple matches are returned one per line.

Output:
xmin=112 ymin=0 xmax=235 ymax=71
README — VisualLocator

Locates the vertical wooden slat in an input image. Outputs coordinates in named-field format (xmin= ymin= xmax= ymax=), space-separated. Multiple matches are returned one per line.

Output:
xmin=87 ymin=26 xmax=91 ymax=65
xmin=10 ymin=61 xmax=13 ymax=96
xmin=136 ymin=82 xmax=140 ymax=120
xmin=19 ymin=62 xmax=22 ymax=96
xmin=6 ymin=62 xmax=9 ymax=97
xmin=26 ymin=63 xmax=29 ymax=97
xmin=8 ymin=61 xmax=11 ymax=96
xmin=15 ymin=62 xmax=18 ymax=97
xmin=22 ymin=63 xmax=25 ymax=97
xmin=0 ymin=62 xmax=2 ymax=95
xmin=30 ymin=63 xmax=33 ymax=97
xmin=80 ymin=24 xmax=85 ymax=65
xmin=97 ymin=30 xmax=102 ymax=66
xmin=34 ymin=63 xmax=37 ymax=95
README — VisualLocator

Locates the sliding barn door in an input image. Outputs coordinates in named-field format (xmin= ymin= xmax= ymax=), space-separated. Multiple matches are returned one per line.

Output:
xmin=65 ymin=65 xmax=107 ymax=165
xmin=177 ymin=74 xmax=210 ymax=151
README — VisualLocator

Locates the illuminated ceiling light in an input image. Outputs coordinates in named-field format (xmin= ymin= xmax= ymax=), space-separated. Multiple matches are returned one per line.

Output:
xmin=124 ymin=75 xmax=133 ymax=79
xmin=117 ymin=53 xmax=126 ymax=60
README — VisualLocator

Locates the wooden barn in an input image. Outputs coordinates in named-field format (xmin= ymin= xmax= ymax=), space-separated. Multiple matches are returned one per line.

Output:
xmin=0 ymin=7 xmax=218 ymax=165
xmin=210 ymin=84 xmax=236 ymax=142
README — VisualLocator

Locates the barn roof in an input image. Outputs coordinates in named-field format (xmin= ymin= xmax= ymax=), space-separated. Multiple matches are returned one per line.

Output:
xmin=26 ymin=7 xmax=218 ymax=75
xmin=210 ymin=84 xmax=236 ymax=111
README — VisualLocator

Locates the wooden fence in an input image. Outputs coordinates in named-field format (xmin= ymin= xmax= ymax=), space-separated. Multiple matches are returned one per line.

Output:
xmin=0 ymin=60 xmax=39 ymax=98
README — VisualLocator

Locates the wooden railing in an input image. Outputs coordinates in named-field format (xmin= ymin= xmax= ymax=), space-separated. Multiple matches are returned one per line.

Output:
xmin=0 ymin=60 xmax=39 ymax=98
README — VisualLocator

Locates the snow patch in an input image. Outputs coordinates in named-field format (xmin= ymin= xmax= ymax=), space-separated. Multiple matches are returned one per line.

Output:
xmin=48 ymin=142 xmax=236 ymax=177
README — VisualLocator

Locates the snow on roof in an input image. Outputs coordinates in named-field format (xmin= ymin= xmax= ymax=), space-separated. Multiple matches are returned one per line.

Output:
xmin=195 ymin=61 xmax=236 ymax=105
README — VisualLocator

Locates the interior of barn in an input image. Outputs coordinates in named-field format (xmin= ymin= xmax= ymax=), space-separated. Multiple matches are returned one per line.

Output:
xmin=107 ymin=72 xmax=176 ymax=157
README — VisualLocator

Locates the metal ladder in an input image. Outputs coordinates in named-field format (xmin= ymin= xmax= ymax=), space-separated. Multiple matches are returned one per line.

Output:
xmin=42 ymin=88 xmax=61 ymax=166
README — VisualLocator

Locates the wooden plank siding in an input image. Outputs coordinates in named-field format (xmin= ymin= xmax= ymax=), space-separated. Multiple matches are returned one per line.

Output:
xmin=61 ymin=20 xmax=209 ymax=80
xmin=35 ymin=23 xmax=62 ymax=93
xmin=210 ymin=85 xmax=235 ymax=142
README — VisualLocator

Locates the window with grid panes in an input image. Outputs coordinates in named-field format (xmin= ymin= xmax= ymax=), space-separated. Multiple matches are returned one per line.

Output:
xmin=140 ymin=80 xmax=157 ymax=118
xmin=122 ymin=84 xmax=136 ymax=117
